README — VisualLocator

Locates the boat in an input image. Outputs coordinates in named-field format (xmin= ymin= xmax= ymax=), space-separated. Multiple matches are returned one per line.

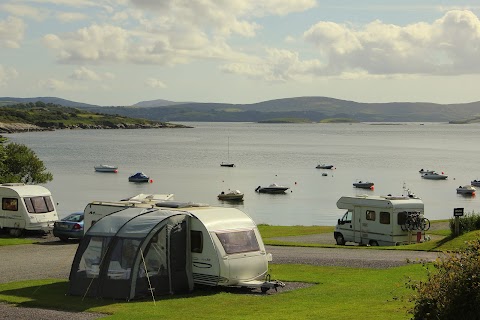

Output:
xmin=456 ymin=185 xmax=476 ymax=195
xmin=316 ymin=164 xmax=334 ymax=169
xmin=220 ymin=137 xmax=235 ymax=167
xmin=419 ymin=168 xmax=434 ymax=174
xmin=128 ymin=172 xmax=150 ymax=183
xmin=471 ymin=180 xmax=480 ymax=187
xmin=94 ymin=164 xmax=118 ymax=172
xmin=218 ymin=190 xmax=244 ymax=201
xmin=421 ymin=172 xmax=448 ymax=180
xmin=353 ymin=180 xmax=374 ymax=189
xmin=255 ymin=183 xmax=289 ymax=194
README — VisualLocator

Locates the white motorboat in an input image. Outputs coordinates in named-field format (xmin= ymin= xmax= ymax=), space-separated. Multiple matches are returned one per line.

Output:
xmin=218 ymin=190 xmax=244 ymax=201
xmin=418 ymin=168 xmax=434 ymax=174
xmin=471 ymin=180 xmax=480 ymax=187
xmin=255 ymin=183 xmax=289 ymax=194
xmin=353 ymin=180 xmax=374 ymax=189
xmin=421 ymin=172 xmax=448 ymax=180
xmin=456 ymin=185 xmax=476 ymax=195
xmin=94 ymin=164 xmax=118 ymax=172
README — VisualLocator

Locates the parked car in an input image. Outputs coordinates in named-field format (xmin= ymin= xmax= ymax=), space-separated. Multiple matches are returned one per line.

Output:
xmin=53 ymin=212 xmax=84 ymax=241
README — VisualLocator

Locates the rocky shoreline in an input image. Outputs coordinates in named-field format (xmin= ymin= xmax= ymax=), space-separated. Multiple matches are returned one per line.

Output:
xmin=0 ymin=121 xmax=191 ymax=133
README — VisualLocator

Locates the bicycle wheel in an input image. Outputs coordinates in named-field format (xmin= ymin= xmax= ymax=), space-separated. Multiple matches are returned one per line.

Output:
xmin=420 ymin=218 xmax=430 ymax=231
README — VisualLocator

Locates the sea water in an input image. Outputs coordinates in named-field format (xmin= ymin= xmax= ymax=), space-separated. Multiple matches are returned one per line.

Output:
xmin=7 ymin=122 xmax=480 ymax=226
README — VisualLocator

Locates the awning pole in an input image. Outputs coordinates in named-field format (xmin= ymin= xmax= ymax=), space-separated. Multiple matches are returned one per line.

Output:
xmin=140 ymin=248 xmax=156 ymax=305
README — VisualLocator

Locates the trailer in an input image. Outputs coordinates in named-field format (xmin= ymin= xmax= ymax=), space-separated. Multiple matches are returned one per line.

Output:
xmin=0 ymin=183 xmax=58 ymax=236
xmin=81 ymin=199 xmax=284 ymax=293
xmin=334 ymin=195 xmax=427 ymax=246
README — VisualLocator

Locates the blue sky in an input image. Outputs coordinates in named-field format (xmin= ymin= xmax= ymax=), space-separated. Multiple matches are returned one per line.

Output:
xmin=1 ymin=0 xmax=480 ymax=106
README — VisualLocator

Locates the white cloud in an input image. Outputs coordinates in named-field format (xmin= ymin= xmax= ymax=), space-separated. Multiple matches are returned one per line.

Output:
xmin=57 ymin=12 xmax=89 ymax=23
xmin=302 ymin=9 xmax=480 ymax=76
xmin=0 ymin=65 xmax=19 ymax=86
xmin=38 ymin=78 xmax=82 ymax=91
xmin=43 ymin=24 xmax=129 ymax=62
xmin=145 ymin=78 xmax=166 ymax=89
xmin=222 ymin=48 xmax=323 ymax=82
xmin=0 ymin=16 xmax=26 ymax=48
xmin=70 ymin=66 xmax=101 ymax=80
xmin=0 ymin=3 xmax=45 ymax=20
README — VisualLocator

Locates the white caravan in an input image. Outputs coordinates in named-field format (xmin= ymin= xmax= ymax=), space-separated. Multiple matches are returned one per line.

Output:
xmin=83 ymin=200 xmax=283 ymax=292
xmin=0 ymin=183 xmax=58 ymax=236
xmin=334 ymin=195 xmax=425 ymax=246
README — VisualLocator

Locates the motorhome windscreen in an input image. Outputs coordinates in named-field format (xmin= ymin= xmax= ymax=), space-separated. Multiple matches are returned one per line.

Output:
xmin=216 ymin=230 xmax=260 ymax=254
xmin=24 ymin=196 xmax=55 ymax=213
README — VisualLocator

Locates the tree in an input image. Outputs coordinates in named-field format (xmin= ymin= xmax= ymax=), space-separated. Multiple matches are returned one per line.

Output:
xmin=0 ymin=139 xmax=53 ymax=184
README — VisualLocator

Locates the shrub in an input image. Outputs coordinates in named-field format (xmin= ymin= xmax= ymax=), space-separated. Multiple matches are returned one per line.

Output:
xmin=408 ymin=239 xmax=480 ymax=319
xmin=449 ymin=211 xmax=480 ymax=235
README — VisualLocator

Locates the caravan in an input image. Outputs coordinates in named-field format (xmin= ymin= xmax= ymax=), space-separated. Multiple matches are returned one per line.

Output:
xmin=334 ymin=195 xmax=428 ymax=246
xmin=0 ymin=183 xmax=58 ymax=236
xmin=80 ymin=199 xmax=283 ymax=295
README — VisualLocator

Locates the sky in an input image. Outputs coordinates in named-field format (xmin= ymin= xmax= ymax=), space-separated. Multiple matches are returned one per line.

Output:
xmin=1 ymin=0 xmax=480 ymax=106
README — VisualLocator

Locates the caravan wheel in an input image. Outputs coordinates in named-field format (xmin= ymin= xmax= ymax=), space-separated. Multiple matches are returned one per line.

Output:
xmin=335 ymin=233 xmax=346 ymax=245
xmin=9 ymin=228 xmax=23 ymax=237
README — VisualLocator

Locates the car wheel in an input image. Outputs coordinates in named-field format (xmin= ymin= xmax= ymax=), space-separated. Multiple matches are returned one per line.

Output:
xmin=335 ymin=234 xmax=346 ymax=245
xmin=59 ymin=237 xmax=69 ymax=242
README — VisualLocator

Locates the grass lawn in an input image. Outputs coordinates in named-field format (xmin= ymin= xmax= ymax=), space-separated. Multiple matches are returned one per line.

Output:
xmin=0 ymin=263 xmax=425 ymax=320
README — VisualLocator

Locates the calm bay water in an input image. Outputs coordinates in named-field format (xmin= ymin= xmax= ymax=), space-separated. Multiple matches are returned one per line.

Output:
xmin=7 ymin=122 xmax=480 ymax=226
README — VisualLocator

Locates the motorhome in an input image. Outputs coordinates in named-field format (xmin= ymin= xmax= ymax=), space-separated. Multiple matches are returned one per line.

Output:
xmin=81 ymin=199 xmax=283 ymax=293
xmin=0 ymin=183 xmax=58 ymax=236
xmin=334 ymin=195 xmax=426 ymax=246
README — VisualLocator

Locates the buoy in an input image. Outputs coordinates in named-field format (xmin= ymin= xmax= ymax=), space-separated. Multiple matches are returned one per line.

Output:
xmin=114 ymin=169 xmax=118 ymax=173
xmin=370 ymin=185 xmax=375 ymax=190
xmin=149 ymin=179 xmax=153 ymax=183
xmin=295 ymin=182 xmax=297 ymax=185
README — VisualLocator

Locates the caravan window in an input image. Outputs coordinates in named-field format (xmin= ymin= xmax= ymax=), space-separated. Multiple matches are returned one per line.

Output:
xmin=191 ymin=230 xmax=203 ymax=253
xmin=24 ymin=196 xmax=55 ymax=214
xmin=366 ymin=210 xmax=376 ymax=221
xmin=216 ymin=230 xmax=260 ymax=254
xmin=380 ymin=212 xmax=390 ymax=224
xmin=2 ymin=198 xmax=18 ymax=211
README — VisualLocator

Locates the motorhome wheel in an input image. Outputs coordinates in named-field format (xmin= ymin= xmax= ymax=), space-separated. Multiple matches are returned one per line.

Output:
xmin=369 ymin=240 xmax=379 ymax=246
xmin=335 ymin=233 xmax=345 ymax=245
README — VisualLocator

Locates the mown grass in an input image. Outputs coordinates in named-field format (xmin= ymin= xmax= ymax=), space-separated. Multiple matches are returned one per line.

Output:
xmin=0 ymin=238 xmax=36 ymax=246
xmin=0 ymin=264 xmax=425 ymax=320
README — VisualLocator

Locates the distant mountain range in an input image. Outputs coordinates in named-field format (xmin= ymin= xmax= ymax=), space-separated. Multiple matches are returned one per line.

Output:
xmin=1 ymin=96 xmax=480 ymax=123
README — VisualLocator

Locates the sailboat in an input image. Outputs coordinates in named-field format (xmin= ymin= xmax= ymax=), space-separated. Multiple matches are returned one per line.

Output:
xmin=220 ymin=137 xmax=235 ymax=167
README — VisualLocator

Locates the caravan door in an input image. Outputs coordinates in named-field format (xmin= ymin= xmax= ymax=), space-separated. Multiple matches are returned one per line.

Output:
xmin=355 ymin=207 xmax=365 ymax=244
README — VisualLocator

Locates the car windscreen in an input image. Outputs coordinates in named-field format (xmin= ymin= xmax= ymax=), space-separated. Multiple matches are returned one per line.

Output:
xmin=215 ymin=229 xmax=260 ymax=254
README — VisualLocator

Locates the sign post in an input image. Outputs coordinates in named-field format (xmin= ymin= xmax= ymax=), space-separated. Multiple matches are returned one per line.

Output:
xmin=453 ymin=208 xmax=464 ymax=236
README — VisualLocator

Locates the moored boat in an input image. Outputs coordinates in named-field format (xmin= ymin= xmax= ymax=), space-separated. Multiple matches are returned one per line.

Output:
xmin=255 ymin=183 xmax=289 ymax=194
xmin=456 ymin=185 xmax=476 ymax=195
xmin=316 ymin=164 xmax=334 ymax=169
xmin=419 ymin=168 xmax=434 ymax=174
xmin=218 ymin=190 xmax=244 ymax=201
xmin=421 ymin=172 xmax=448 ymax=180
xmin=471 ymin=180 xmax=480 ymax=187
xmin=128 ymin=172 xmax=150 ymax=183
xmin=353 ymin=180 xmax=374 ymax=189
xmin=94 ymin=164 xmax=118 ymax=173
